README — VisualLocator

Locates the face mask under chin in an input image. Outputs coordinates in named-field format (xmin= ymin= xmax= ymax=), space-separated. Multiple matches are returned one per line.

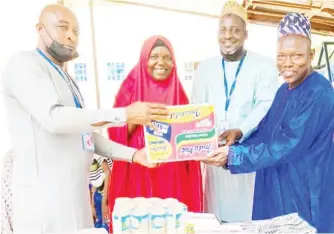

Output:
xmin=47 ymin=40 xmax=79 ymax=63
xmin=221 ymin=47 xmax=244 ymax=62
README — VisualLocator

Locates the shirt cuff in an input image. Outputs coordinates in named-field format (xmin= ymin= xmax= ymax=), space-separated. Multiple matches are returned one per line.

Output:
xmin=227 ymin=146 xmax=240 ymax=174
xmin=101 ymin=108 xmax=127 ymax=127
xmin=112 ymin=146 xmax=137 ymax=162
xmin=238 ymin=124 xmax=257 ymax=143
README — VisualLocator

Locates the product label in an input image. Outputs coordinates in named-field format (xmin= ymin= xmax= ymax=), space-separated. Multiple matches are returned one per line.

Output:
xmin=144 ymin=104 xmax=218 ymax=163
xmin=150 ymin=213 xmax=167 ymax=229
xmin=121 ymin=215 xmax=131 ymax=232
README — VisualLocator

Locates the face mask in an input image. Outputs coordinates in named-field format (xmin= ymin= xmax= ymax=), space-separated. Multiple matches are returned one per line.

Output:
xmin=43 ymin=25 xmax=79 ymax=63
xmin=46 ymin=40 xmax=79 ymax=63
xmin=221 ymin=47 xmax=245 ymax=62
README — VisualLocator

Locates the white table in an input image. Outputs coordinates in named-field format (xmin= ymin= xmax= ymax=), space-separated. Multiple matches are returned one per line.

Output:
xmin=188 ymin=213 xmax=243 ymax=233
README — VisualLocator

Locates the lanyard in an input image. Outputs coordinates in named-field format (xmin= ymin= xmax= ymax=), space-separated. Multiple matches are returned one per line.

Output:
xmin=36 ymin=49 xmax=82 ymax=108
xmin=222 ymin=53 xmax=246 ymax=112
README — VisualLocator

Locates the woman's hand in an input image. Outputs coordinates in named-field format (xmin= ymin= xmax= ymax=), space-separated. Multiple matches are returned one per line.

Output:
xmin=200 ymin=146 xmax=229 ymax=167
xmin=102 ymin=199 xmax=109 ymax=223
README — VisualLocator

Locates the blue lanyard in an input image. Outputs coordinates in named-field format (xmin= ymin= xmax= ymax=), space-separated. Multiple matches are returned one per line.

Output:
xmin=36 ymin=49 xmax=82 ymax=108
xmin=222 ymin=54 xmax=246 ymax=112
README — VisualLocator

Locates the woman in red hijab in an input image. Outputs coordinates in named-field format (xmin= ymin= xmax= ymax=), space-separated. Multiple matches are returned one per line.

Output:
xmin=107 ymin=35 xmax=203 ymax=231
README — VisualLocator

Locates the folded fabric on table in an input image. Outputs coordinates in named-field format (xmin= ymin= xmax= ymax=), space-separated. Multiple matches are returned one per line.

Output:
xmin=226 ymin=213 xmax=316 ymax=234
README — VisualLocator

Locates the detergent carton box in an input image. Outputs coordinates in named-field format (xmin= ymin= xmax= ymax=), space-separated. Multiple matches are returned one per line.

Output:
xmin=144 ymin=104 xmax=218 ymax=163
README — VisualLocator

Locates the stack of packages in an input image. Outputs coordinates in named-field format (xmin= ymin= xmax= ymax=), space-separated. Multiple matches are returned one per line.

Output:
xmin=112 ymin=197 xmax=189 ymax=234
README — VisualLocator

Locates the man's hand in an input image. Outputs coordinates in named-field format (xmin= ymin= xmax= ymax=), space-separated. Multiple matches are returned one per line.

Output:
xmin=91 ymin=121 xmax=110 ymax=127
xmin=219 ymin=128 xmax=243 ymax=146
xmin=132 ymin=148 xmax=157 ymax=168
xmin=200 ymin=146 xmax=229 ymax=167
xmin=126 ymin=102 xmax=168 ymax=128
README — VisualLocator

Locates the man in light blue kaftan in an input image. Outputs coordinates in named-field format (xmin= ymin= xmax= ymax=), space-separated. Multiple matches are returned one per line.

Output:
xmin=192 ymin=0 xmax=279 ymax=222
xmin=201 ymin=13 xmax=334 ymax=232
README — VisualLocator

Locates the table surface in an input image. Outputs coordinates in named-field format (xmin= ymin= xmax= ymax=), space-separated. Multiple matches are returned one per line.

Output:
xmin=188 ymin=213 xmax=243 ymax=233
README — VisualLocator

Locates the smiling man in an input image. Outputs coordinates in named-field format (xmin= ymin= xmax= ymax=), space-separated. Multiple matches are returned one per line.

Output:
xmin=191 ymin=0 xmax=279 ymax=223
xmin=201 ymin=13 xmax=334 ymax=232
xmin=1 ymin=4 xmax=167 ymax=234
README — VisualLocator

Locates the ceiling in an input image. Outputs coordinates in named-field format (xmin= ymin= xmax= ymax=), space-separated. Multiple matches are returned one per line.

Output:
xmin=62 ymin=0 xmax=334 ymax=35
xmin=245 ymin=0 xmax=334 ymax=35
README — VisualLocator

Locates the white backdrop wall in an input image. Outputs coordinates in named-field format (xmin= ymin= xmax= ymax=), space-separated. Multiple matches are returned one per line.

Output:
xmin=68 ymin=1 xmax=334 ymax=111
xmin=0 ymin=0 xmax=55 ymax=163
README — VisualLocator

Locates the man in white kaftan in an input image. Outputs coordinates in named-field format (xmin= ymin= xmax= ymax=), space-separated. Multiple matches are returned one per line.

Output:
xmin=1 ymin=4 xmax=167 ymax=234
xmin=191 ymin=0 xmax=279 ymax=222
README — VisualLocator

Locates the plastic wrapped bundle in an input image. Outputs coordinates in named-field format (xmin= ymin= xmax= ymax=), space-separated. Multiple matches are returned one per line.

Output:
xmin=112 ymin=197 xmax=189 ymax=234
xmin=235 ymin=213 xmax=316 ymax=234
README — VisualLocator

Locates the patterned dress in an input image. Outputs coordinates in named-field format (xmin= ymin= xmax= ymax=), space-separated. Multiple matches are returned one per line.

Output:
xmin=89 ymin=155 xmax=112 ymax=188
xmin=89 ymin=155 xmax=112 ymax=231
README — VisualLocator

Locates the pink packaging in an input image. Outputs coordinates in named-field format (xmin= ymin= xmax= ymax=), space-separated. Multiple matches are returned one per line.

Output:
xmin=144 ymin=104 xmax=218 ymax=163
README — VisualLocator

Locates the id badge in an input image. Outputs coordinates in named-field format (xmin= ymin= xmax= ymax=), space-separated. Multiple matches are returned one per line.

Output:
xmin=82 ymin=132 xmax=95 ymax=151
xmin=219 ymin=120 xmax=230 ymax=134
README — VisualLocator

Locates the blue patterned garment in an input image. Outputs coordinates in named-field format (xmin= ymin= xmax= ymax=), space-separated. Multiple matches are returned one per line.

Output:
xmin=278 ymin=12 xmax=311 ymax=40
xmin=228 ymin=72 xmax=334 ymax=232
xmin=93 ymin=190 xmax=109 ymax=231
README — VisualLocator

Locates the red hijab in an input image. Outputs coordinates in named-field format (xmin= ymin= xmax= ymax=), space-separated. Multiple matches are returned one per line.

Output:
xmin=114 ymin=35 xmax=188 ymax=110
